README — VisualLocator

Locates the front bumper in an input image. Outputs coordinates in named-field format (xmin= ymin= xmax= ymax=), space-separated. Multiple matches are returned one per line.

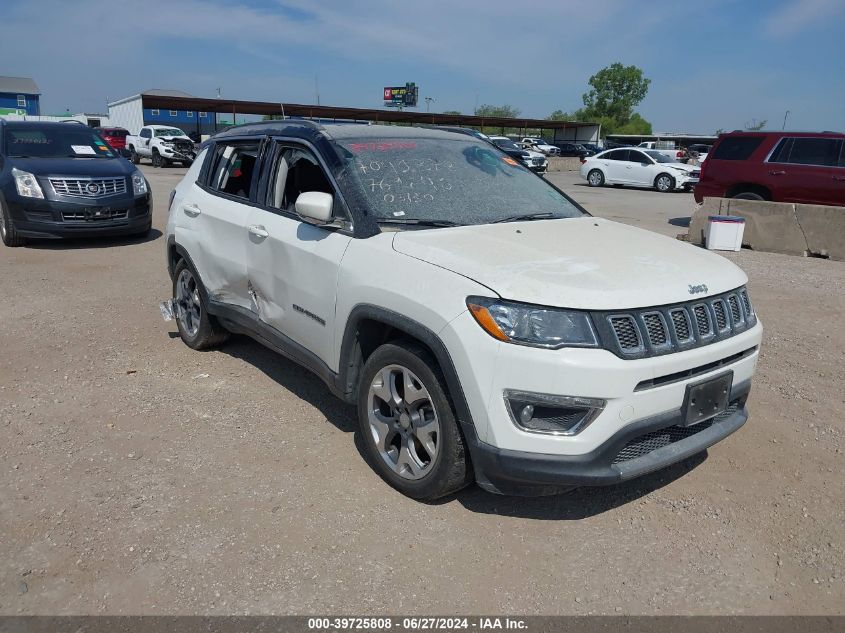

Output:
xmin=470 ymin=381 xmax=749 ymax=495
xmin=694 ymin=182 xmax=724 ymax=204
xmin=160 ymin=146 xmax=195 ymax=162
xmin=7 ymin=194 xmax=152 ymax=239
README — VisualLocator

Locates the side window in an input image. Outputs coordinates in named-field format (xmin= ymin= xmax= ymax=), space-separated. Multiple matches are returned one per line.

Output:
xmin=140 ymin=129 xmax=151 ymax=139
xmin=604 ymin=150 xmax=626 ymax=161
xmin=768 ymin=138 xmax=793 ymax=163
xmin=784 ymin=138 xmax=841 ymax=167
xmin=711 ymin=136 xmax=764 ymax=160
xmin=209 ymin=142 xmax=260 ymax=200
xmin=628 ymin=151 xmax=648 ymax=163
xmin=839 ymin=142 xmax=845 ymax=168
xmin=267 ymin=146 xmax=337 ymax=215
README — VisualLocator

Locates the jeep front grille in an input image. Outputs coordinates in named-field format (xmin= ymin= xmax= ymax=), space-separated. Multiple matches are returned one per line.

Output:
xmin=592 ymin=287 xmax=756 ymax=359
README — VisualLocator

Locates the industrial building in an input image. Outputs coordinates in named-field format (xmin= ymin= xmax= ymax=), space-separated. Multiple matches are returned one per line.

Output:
xmin=0 ymin=76 xmax=41 ymax=116
xmin=107 ymin=89 xmax=221 ymax=137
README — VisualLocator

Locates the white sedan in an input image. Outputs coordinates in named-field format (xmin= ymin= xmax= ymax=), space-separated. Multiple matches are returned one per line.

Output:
xmin=580 ymin=148 xmax=700 ymax=192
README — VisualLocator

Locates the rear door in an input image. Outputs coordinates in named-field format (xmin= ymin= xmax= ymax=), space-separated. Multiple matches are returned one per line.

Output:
xmin=175 ymin=140 xmax=259 ymax=310
xmin=766 ymin=136 xmax=843 ymax=205
xmin=244 ymin=141 xmax=352 ymax=365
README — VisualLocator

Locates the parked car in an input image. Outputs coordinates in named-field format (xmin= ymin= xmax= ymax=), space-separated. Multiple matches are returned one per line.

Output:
xmin=555 ymin=142 xmax=590 ymax=158
xmin=0 ymin=120 xmax=152 ymax=246
xmin=488 ymin=135 xmax=547 ymax=173
xmin=164 ymin=121 xmax=761 ymax=500
xmin=694 ymin=131 xmax=845 ymax=207
xmin=126 ymin=125 xmax=196 ymax=167
xmin=520 ymin=137 xmax=560 ymax=156
xmin=581 ymin=143 xmax=603 ymax=156
xmin=687 ymin=144 xmax=712 ymax=164
xmin=94 ymin=126 xmax=129 ymax=150
xmin=580 ymin=148 xmax=701 ymax=192
xmin=637 ymin=141 xmax=687 ymax=162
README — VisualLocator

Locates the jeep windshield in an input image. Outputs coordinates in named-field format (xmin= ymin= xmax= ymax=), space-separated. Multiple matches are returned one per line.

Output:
xmin=155 ymin=129 xmax=185 ymax=137
xmin=4 ymin=125 xmax=117 ymax=158
xmin=334 ymin=136 xmax=584 ymax=227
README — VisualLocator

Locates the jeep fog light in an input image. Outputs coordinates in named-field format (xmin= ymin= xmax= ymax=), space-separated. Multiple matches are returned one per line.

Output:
xmin=504 ymin=390 xmax=605 ymax=435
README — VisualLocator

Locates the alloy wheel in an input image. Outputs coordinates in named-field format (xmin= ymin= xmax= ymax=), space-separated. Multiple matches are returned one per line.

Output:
xmin=367 ymin=364 xmax=440 ymax=481
xmin=657 ymin=175 xmax=672 ymax=191
xmin=175 ymin=268 xmax=202 ymax=338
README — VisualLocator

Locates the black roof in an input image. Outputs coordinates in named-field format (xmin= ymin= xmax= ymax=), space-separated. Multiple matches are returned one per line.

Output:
xmin=210 ymin=120 xmax=472 ymax=143
xmin=0 ymin=119 xmax=88 ymax=129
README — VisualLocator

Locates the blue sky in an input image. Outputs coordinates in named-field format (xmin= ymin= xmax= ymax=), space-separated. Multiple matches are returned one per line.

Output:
xmin=2 ymin=0 xmax=843 ymax=133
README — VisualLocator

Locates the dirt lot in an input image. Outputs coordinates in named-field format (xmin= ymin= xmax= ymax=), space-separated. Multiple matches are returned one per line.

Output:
xmin=1 ymin=165 xmax=842 ymax=615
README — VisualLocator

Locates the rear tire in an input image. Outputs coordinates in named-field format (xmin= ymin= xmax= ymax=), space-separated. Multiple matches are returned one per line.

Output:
xmin=0 ymin=199 xmax=26 ymax=247
xmin=358 ymin=341 xmax=472 ymax=501
xmin=172 ymin=259 xmax=229 ymax=350
xmin=129 ymin=146 xmax=141 ymax=165
xmin=587 ymin=169 xmax=605 ymax=187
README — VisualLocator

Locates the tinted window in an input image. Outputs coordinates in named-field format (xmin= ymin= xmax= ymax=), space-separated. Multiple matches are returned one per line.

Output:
xmin=628 ymin=150 xmax=651 ymax=163
xmin=3 ymin=125 xmax=116 ymax=158
xmin=768 ymin=138 xmax=793 ymax=163
xmin=784 ymin=138 xmax=841 ymax=167
xmin=711 ymin=136 xmax=764 ymax=160
xmin=840 ymin=143 xmax=845 ymax=168
xmin=603 ymin=150 xmax=628 ymax=161
xmin=140 ymin=129 xmax=151 ymax=139
xmin=209 ymin=142 xmax=260 ymax=200
xmin=333 ymin=136 xmax=584 ymax=226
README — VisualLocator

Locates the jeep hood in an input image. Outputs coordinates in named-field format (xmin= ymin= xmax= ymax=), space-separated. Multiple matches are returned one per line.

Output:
xmin=391 ymin=217 xmax=746 ymax=310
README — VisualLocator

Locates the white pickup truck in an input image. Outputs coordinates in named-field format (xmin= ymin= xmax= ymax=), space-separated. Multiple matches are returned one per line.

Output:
xmin=126 ymin=125 xmax=196 ymax=168
xmin=637 ymin=141 xmax=687 ymax=163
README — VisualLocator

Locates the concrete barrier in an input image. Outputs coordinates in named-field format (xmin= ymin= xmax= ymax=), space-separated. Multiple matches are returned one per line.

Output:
xmin=687 ymin=197 xmax=845 ymax=260
xmin=547 ymin=157 xmax=582 ymax=172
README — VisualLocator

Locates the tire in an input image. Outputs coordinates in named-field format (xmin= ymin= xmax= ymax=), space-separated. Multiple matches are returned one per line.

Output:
xmin=587 ymin=169 xmax=605 ymax=187
xmin=0 ymin=198 xmax=26 ymax=247
xmin=172 ymin=259 xmax=229 ymax=350
xmin=129 ymin=146 xmax=141 ymax=165
xmin=151 ymin=150 xmax=162 ymax=168
xmin=731 ymin=191 xmax=765 ymax=201
xmin=358 ymin=341 xmax=471 ymax=500
xmin=181 ymin=161 xmax=193 ymax=167
xmin=655 ymin=173 xmax=675 ymax=192
xmin=131 ymin=220 xmax=152 ymax=238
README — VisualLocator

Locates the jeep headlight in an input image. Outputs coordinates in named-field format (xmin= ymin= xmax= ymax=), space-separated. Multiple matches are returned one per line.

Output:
xmin=12 ymin=168 xmax=44 ymax=199
xmin=467 ymin=296 xmax=598 ymax=349
xmin=131 ymin=170 xmax=148 ymax=196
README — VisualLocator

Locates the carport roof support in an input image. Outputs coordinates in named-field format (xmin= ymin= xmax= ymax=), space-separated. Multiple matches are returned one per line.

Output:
xmin=139 ymin=94 xmax=597 ymax=132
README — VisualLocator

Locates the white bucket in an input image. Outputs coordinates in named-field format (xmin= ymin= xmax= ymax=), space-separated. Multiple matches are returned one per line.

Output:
xmin=706 ymin=215 xmax=745 ymax=251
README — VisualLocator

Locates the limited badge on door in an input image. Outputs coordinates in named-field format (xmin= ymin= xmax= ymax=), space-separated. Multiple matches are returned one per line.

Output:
xmin=681 ymin=371 xmax=733 ymax=426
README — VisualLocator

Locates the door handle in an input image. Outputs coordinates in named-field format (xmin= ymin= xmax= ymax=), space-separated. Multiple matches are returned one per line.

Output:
xmin=248 ymin=225 xmax=269 ymax=239
xmin=183 ymin=204 xmax=202 ymax=217
xmin=769 ymin=170 xmax=786 ymax=176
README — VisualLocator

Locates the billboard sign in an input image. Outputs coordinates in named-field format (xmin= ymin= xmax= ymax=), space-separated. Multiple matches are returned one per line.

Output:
xmin=383 ymin=83 xmax=418 ymax=108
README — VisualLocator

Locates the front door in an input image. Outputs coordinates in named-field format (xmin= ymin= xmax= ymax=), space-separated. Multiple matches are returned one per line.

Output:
xmin=245 ymin=143 xmax=352 ymax=365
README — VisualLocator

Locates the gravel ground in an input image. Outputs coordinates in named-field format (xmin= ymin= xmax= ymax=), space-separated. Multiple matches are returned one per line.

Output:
xmin=1 ymin=165 xmax=842 ymax=615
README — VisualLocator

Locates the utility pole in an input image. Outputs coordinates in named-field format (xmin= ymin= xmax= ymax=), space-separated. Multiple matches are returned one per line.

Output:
xmin=315 ymin=75 xmax=320 ymax=106
xmin=424 ymin=96 xmax=435 ymax=113
xmin=782 ymin=110 xmax=790 ymax=130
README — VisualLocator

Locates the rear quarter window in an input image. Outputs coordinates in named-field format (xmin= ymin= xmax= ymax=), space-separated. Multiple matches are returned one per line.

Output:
xmin=711 ymin=136 xmax=765 ymax=160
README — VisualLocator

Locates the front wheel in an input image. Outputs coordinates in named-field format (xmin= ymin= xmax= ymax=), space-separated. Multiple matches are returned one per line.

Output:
xmin=358 ymin=341 xmax=471 ymax=500
xmin=587 ymin=169 xmax=605 ymax=187
xmin=0 ymin=199 xmax=26 ymax=247
xmin=655 ymin=173 xmax=675 ymax=192
xmin=151 ymin=150 xmax=162 ymax=168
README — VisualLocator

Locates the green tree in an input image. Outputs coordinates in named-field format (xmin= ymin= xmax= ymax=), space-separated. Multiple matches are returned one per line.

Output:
xmin=615 ymin=112 xmax=653 ymax=135
xmin=744 ymin=119 xmax=767 ymax=131
xmin=474 ymin=104 xmax=521 ymax=118
xmin=262 ymin=114 xmax=285 ymax=120
xmin=547 ymin=109 xmax=576 ymax=121
xmin=582 ymin=62 xmax=651 ymax=124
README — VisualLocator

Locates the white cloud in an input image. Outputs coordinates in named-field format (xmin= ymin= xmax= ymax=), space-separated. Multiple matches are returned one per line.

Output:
xmin=764 ymin=0 xmax=845 ymax=37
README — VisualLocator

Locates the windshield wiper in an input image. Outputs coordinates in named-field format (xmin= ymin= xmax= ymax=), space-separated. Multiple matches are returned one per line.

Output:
xmin=492 ymin=212 xmax=556 ymax=224
xmin=376 ymin=218 xmax=464 ymax=227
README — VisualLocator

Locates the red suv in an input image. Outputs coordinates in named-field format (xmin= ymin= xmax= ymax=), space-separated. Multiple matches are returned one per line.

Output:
xmin=694 ymin=131 xmax=845 ymax=207
xmin=94 ymin=127 xmax=129 ymax=150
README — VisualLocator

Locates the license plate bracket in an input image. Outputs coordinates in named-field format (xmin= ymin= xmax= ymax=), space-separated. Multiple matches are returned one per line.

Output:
xmin=682 ymin=371 xmax=733 ymax=426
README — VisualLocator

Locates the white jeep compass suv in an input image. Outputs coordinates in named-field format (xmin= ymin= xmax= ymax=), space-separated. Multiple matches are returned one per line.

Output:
xmin=164 ymin=122 xmax=762 ymax=500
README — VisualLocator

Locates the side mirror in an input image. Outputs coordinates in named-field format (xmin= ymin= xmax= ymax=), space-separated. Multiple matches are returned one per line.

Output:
xmin=295 ymin=191 xmax=333 ymax=224
xmin=119 ymin=148 xmax=132 ymax=159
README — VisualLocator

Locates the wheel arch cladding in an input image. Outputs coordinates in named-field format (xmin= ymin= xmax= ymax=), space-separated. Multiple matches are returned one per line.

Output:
xmin=338 ymin=305 xmax=478 ymax=437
